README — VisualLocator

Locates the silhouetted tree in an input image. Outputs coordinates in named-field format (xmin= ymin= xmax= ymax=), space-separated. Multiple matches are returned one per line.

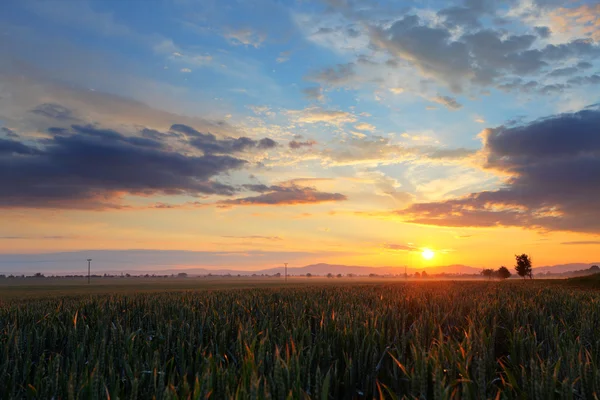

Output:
xmin=327 ymin=273 xmax=334 ymax=278
xmin=306 ymin=273 xmax=312 ymax=278
xmin=515 ymin=254 xmax=533 ymax=279
xmin=590 ymin=265 xmax=599 ymax=272
xmin=497 ymin=266 xmax=511 ymax=280
xmin=177 ymin=272 xmax=188 ymax=278
xmin=274 ymin=273 xmax=281 ymax=278
xmin=421 ymin=271 xmax=428 ymax=279
xmin=481 ymin=269 xmax=494 ymax=280
xmin=414 ymin=272 xmax=421 ymax=278
xmin=33 ymin=272 xmax=45 ymax=278
xmin=337 ymin=274 xmax=343 ymax=278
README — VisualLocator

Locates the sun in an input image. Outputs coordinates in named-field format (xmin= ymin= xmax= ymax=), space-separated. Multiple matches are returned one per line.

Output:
xmin=421 ymin=248 xmax=435 ymax=260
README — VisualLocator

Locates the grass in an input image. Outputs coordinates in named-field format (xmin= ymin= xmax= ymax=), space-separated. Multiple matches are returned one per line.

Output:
xmin=0 ymin=279 xmax=598 ymax=399
xmin=561 ymin=273 xmax=600 ymax=289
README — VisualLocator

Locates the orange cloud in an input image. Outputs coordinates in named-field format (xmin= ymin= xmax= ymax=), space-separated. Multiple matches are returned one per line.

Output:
xmin=548 ymin=4 xmax=600 ymax=41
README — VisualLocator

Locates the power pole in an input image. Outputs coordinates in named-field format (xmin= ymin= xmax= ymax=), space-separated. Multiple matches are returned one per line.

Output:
xmin=87 ymin=259 xmax=92 ymax=284
xmin=284 ymin=263 xmax=288 ymax=283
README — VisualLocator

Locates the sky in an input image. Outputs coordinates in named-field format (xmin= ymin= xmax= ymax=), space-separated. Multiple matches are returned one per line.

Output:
xmin=1 ymin=0 xmax=599 ymax=272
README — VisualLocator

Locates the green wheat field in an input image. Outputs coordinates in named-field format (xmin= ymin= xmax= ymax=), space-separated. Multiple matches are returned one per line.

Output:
xmin=1 ymin=278 xmax=599 ymax=399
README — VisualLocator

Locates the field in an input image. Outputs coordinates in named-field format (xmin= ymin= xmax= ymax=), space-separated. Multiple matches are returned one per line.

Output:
xmin=1 ymin=278 xmax=599 ymax=399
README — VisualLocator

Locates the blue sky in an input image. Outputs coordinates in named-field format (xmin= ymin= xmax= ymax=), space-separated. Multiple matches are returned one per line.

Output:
xmin=1 ymin=0 xmax=599 ymax=271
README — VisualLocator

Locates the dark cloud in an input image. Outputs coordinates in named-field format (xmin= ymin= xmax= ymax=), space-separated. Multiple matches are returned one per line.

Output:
xmin=567 ymin=75 xmax=600 ymax=86
xmin=169 ymin=124 xmax=277 ymax=154
xmin=438 ymin=7 xmax=482 ymax=29
xmin=0 ymin=138 xmax=41 ymax=155
xmin=371 ymin=15 xmax=600 ymax=92
xmin=0 ymin=121 xmax=254 ymax=209
xmin=534 ymin=26 xmax=551 ymax=38
xmin=398 ymin=107 xmax=600 ymax=233
xmin=547 ymin=67 xmax=578 ymax=77
xmin=1 ymin=127 xmax=19 ymax=138
xmin=305 ymin=63 xmax=356 ymax=86
xmin=289 ymin=140 xmax=317 ymax=149
xmin=220 ymin=184 xmax=347 ymax=206
xmin=302 ymin=86 xmax=325 ymax=102
xmin=577 ymin=61 xmax=593 ymax=69
xmin=30 ymin=103 xmax=77 ymax=121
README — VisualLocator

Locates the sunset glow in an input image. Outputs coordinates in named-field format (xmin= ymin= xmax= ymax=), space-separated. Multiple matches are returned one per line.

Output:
xmin=1 ymin=0 xmax=599 ymax=274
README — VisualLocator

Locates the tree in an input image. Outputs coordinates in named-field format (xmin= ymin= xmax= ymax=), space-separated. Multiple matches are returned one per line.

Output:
xmin=590 ymin=265 xmax=599 ymax=272
xmin=421 ymin=271 xmax=428 ymax=279
xmin=497 ymin=266 xmax=511 ymax=280
xmin=515 ymin=254 xmax=533 ymax=279
xmin=274 ymin=273 xmax=281 ymax=278
xmin=306 ymin=273 xmax=312 ymax=278
xmin=414 ymin=272 xmax=421 ymax=278
xmin=327 ymin=273 xmax=334 ymax=278
xmin=481 ymin=269 xmax=494 ymax=280
xmin=177 ymin=272 xmax=188 ymax=278
xmin=336 ymin=274 xmax=343 ymax=278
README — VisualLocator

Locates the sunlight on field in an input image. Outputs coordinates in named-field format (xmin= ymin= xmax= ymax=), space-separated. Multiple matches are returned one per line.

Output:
xmin=0 ymin=280 xmax=598 ymax=398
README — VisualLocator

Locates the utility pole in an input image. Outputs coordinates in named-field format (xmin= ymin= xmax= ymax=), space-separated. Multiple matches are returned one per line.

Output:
xmin=284 ymin=263 xmax=288 ymax=283
xmin=87 ymin=259 xmax=92 ymax=284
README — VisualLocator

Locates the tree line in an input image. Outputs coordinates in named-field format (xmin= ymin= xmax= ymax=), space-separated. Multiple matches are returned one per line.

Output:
xmin=481 ymin=253 xmax=535 ymax=280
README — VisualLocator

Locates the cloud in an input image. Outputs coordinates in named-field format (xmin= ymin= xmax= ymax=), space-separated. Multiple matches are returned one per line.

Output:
xmin=384 ymin=243 xmax=419 ymax=252
xmin=222 ymin=235 xmax=283 ymax=241
xmin=534 ymin=26 xmax=552 ymax=38
xmin=0 ymin=116 xmax=264 ymax=209
xmin=0 ymin=70 xmax=238 ymax=139
xmin=321 ymin=135 xmax=475 ymax=167
xmin=276 ymin=51 xmax=291 ymax=63
xmin=30 ymin=103 xmax=77 ymax=121
xmin=354 ymin=122 xmax=376 ymax=131
xmin=397 ymin=106 xmax=600 ymax=233
xmin=437 ymin=6 xmax=482 ymax=29
xmin=543 ymin=4 xmax=600 ymax=42
xmin=168 ymin=124 xmax=277 ymax=154
xmin=180 ymin=68 xmax=192 ymax=73
xmin=561 ymin=241 xmax=600 ymax=245
xmin=305 ymin=63 xmax=356 ymax=86
xmin=547 ymin=67 xmax=578 ymax=77
xmin=431 ymin=95 xmax=463 ymax=110
xmin=0 ymin=138 xmax=42 ymax=156
xmin=426 ymin=148 xmax=477 ymax=159
xmin=370 ymin=14 xmax=600 ymax=92
xmin=0 ymin=235 xmax=75 ymax=240
xmin=224 ymin=28 xmax=266 ymax=48
xmin=220 ymin=183 xmax=347 ymax=206
xmin=289 ymin=140 xmax=317 ymax=149
xmin=302 ymin=86 xmax=325 ymax=102
xmin=287 ymin=107 xmax=357 ymax=126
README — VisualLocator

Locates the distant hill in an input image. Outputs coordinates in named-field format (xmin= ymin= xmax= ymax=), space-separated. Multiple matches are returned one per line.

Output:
xmin=0 ymin=249 xmax=597 ymax=277
xmin=533 ymin=263 xmax=600 ymax=274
